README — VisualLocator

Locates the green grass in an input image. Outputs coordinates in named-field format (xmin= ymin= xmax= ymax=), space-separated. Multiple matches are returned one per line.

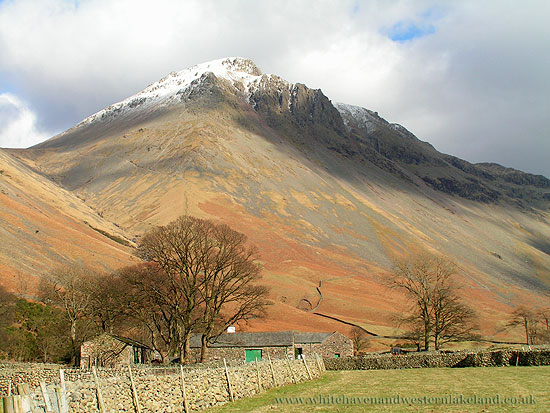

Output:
xmin=210 ymin=367 xmax=550 ymax=412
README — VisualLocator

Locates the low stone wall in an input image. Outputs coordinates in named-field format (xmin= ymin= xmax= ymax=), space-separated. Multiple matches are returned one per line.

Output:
xmin=0 ymin=357 xmax=325 ymax=411
xmin=0 ymin=359 xmax=250 ymax=395
xmin=324 ymin=349 xmax=550 ymax=370
xmin=0 ymin=363 xmax=64 ymax=395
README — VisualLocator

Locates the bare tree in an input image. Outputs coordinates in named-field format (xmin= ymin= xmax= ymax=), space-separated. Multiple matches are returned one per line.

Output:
xmin=388 ymin=253 xmax=477 ymax=350
xmin=350 ymin=327 xmax=369 ymax=355
xmin=0 ymin=285 xmax=16 ymax=355
xmin=508 ymin=305 xmax=538 ymax=345
xmin=432 ymin=291 xmax=478 ymax=349
xmin=394 ymin=314 xmax=424 ymax=351
xmin=116 ymin=263 xmax=190 ymax=362
xmin=0 ymin=285 xmax=15 ymax=318
xmin=137 ymin=215 xmax=270 ymax=363
xmin=137 ymin=216 xmax=207 ymax=362
xmin=86 ymin=271 xmax=128 ymax=334
xmin=538 ymin=307 xmax=550 ymax=343
xmin=39 ymin=265 xmax=97 ymax=365
xmin=197 ymin=223 xmax=270 ymax=362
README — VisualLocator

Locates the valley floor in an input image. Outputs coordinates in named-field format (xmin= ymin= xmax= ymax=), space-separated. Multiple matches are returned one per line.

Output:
xmin=210 ymin=366 xmax=550 ymax=412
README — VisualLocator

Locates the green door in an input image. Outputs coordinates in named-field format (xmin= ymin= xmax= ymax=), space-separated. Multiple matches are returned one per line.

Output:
xmin=245 ymin=349 xmax=262 ymax=363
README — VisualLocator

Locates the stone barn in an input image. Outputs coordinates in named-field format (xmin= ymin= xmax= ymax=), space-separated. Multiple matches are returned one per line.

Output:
xmin=80 ymin=333 xmax=154 ymax=368
xmin=294 ymin=332 xmax=353 ymax=359
xmin=189 ymin=331 xmax=353 ymax=362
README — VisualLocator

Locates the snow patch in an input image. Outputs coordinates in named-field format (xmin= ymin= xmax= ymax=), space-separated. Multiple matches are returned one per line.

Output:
xmin=335 ymin=103 xmax=417 ymax=140
xmin=76 ymin=57 xmax=273 ymax=127
xmin=334 ymin=103 xmax=382 ymax=133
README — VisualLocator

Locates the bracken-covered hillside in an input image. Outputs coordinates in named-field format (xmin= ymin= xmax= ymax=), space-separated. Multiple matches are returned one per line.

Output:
xmin=4 ymin=58 xmax=550 ymax=342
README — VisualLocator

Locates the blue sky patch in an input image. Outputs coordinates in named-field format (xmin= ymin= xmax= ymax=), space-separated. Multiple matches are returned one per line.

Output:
xmin=387 ymin=21 xmax=436 ymax=42
xmin=383 ymin=6 xmax=443 ymax=43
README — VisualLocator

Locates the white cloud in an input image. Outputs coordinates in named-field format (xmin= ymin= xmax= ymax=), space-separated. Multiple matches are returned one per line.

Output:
xmin=0 ymin=93 xmax=51 ymax=148
xmin=0 ymin=0 xmax=549 ymax=175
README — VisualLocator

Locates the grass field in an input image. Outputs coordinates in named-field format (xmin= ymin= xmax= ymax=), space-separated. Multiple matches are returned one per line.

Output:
xmin=210 ymin=366 xmax=550 ymax=412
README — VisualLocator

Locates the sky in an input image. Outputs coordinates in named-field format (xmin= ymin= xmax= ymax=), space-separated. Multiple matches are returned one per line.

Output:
xmin=0 ymin=0 xmax=549 ymax=177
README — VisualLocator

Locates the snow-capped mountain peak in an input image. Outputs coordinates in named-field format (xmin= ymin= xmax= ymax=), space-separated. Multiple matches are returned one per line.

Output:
xmin=76 ymin=57 xmax=267 ymax=127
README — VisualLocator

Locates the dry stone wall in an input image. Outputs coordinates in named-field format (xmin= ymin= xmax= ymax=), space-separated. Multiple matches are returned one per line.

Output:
xmin=324 ymin=349 xmax=550 ymax=370
xmin=0 ymin=357 xmax=325 ymax=412
xmin=0 ymin=363 xmax=64 ymax=395
xmin=188 ymin=346 xmax=291 ymax=363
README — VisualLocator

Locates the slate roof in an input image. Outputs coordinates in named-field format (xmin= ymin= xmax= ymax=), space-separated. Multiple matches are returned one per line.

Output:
xmin=109 ymin=334 xmax=152 ymax=350
xmin=189 ymin=331 xmax=337 ymax=348
xmin=294 ymin=332 xmax=333 ymax=344
xmin=190 ymin=331 xmax=295 ymax=348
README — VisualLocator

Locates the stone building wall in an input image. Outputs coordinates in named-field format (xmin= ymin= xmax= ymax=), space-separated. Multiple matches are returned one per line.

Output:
xmin=296 ymin=332 xmax=354 ymax=359
xmin=317 ymin=332 xmax=354 ymax=358
xmin=190 ymin=346 xmax=291 ymax=363
xmin=80 ymin=335 xmax=141 ymax=368
xmin=0 ymin=357 xmax=325 ymax=411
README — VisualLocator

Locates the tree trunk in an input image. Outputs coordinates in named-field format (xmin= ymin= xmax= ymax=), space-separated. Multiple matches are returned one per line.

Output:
xmin=200 ymin=334 xmax=208 ymax=362
xmin=179 ymin=344 xmax=185 ymax=364
xmin=70 ymin=319 xmax=77 ymax=366
xmin=181 ymin=333 xmax=192 ymax=364
xmin=423 ymin=318 xmax=431 ymax=351
xmin=524 ymin=320 xmax=530 ymax=345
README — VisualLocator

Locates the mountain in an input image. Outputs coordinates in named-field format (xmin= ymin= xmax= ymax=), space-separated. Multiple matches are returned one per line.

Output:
xmin=0 ymin=149 xmax=135 ymax=294
xmin=4 ymin=57 xmax=550 ymax=342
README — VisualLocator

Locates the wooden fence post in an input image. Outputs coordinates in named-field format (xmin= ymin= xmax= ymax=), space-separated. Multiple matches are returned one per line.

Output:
xmin=313 ymin=353 xmax=319 ymax=373
xmin=3 ymin=395 xmax=24 ymax=413
xmin=254 ymin=360 xmax=262 ymax=392
xmin=285 ymin=358 xmax=297 ymax=384
xmin=59 ymin=369 xmax=68 ymax=413
xmin=128 ymin=366 xmax=141 ymax=413
xmin=314 ymin=353 xmax=323 ymax=375
xmin=267 ymin=354 xmax=276 ymax=387
xmin=14 ymin=396 xmax=23 ymax=413
xmin=15 ymin=384 xmax=27 ymax=397
xmin=92 ymin=366 xmax=106 ymax=413
xmin=180 ymin=366 xmax=190 ymax=413
xmin=302 ymin=356 xmax=312 ymax=380
xmin=55 ymin=388 xmax=64 ymax=413
xmin=223 ymin=359 xmax=234 ymax=402
xmin=16 ymin=384 xmax=35 ymax=413
xmin=2 ymin=396 xmax=15 ymax=413
xmin=39 ymin=382 xmax=53 ymax=413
